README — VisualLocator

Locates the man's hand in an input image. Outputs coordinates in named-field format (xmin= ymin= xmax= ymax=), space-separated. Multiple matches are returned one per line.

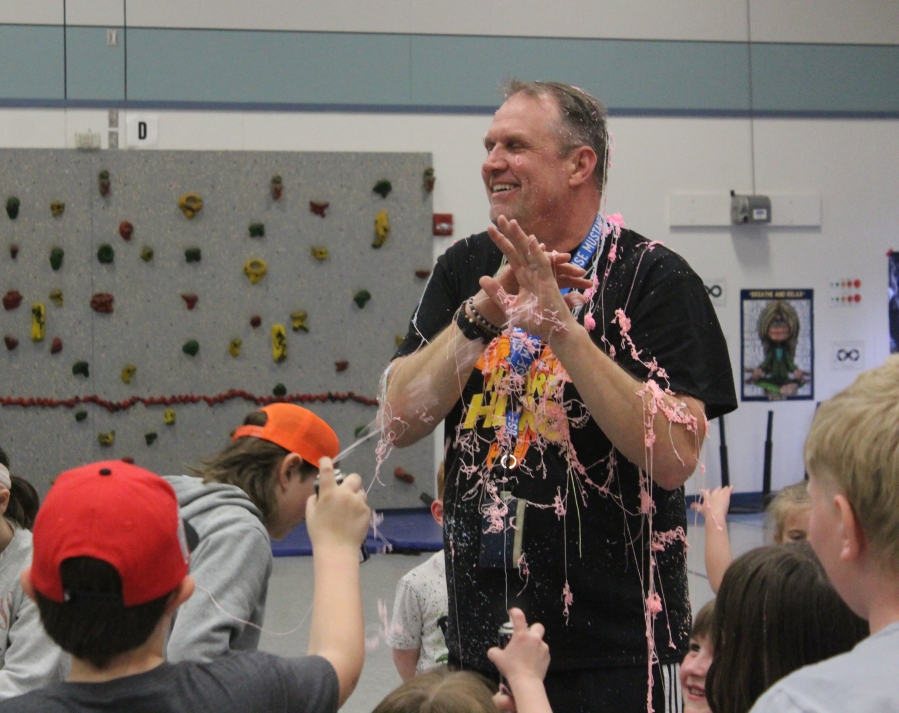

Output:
xmin=480 ymin=215 xmax=592 ymax=342
xmin=306 ymin=457 xmax=370 ymax=552
xmin=488 ymin=608 xmax=551 ymax=713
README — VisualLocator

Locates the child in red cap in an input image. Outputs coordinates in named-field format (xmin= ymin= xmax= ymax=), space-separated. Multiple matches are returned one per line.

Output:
xmin=164 ymin=404 xmax=341 ymax=663
xmin=1 ymin=457 xmax=369 ymax=713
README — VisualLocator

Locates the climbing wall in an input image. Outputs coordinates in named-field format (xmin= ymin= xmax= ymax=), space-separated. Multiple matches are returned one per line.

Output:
xmin=0 ymin=149 xmax=435 ymax=508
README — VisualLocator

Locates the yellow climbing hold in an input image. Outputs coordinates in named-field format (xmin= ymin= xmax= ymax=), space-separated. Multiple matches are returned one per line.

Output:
xmin=373 ymin=210 xmax=390 ymax=248
xmin=98 ymin=431 xmax=115 ymax=446
xmin=228 ymin=337 xmax=242 ymax=357
xmin=121 ymin=364 xmax=137 ymax=384
xmin=49 ymin=289 xmax=63 ymax=307
xmin=311 ymin=247 xmax=328 ymax=261
xmin=290 ymin=310 xmax=308 ymax=332
xmin=243 ymin=258 xmax=268 ymax=284
xmin=30 ymin=303 xmax=46 ymax=342
xmin=178 ymin=193 xmax=204 ymax=219
xmin=164 ymin=408 xmax=176 ymax=425
xmin=272 ymin=324 xmax=288 ymax=363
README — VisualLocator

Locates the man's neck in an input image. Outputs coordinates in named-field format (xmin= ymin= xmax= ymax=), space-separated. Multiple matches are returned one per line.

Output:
xmin=529 ymin=197 xmax=602 ymax=255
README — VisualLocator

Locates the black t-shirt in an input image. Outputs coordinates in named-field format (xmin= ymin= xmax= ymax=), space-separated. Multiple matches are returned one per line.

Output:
xmin=395 ymin=226 xmax=737 ymax=673
xmin=0 ymin=652 xmax=338 ymax=713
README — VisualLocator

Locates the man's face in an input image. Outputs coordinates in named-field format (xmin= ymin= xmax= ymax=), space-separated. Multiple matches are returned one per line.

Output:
xmin=481 ymin=93 xmax=571 ymax=236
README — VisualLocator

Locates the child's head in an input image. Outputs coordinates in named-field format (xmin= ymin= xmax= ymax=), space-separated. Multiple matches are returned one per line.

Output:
xmin=681 ymin=599 xmax=714 ymax=713
xmin=0 ymin=456 xmax=40 ymax=530
xmin=706 ymin=543 xmax=867 ymax=713
xmin=766 ymin=481 xmax=810 ymax=544
xmin=372 ymin=669 xmax=497 ymax=713
xmin=804 ymin=355 xmax=899 ymax=577
xmin=26 ymin=460 xmax=192 ymax=668
xmin=198 ymin=404 xmax=339 ymax=538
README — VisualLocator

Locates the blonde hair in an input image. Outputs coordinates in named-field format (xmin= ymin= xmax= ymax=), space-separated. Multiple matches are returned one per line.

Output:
xmin=372 ymin=670 xmax=496 ymax=713
xmin=804 ymin=355 xmax=899 ymax=569
xmin=766 ymin=481 xmax=810 ymax=543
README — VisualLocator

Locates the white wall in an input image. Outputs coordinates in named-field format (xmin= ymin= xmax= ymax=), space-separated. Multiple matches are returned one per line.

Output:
xmin=2 ymin=106 xmax=896 ymax=496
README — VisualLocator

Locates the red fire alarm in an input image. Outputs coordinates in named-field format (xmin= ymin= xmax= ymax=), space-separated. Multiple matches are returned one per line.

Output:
xmin=433 ymin=213 xmax=453 ymax=236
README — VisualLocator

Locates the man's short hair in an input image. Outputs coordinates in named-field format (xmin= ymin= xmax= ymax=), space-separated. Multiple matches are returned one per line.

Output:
xmin=505 ymin=80 xmax=609 ymax=191
xmin=804 ymin=354 xmax=899 ymax=569
xmin=35 ymin=557 xmax=171 ymax=668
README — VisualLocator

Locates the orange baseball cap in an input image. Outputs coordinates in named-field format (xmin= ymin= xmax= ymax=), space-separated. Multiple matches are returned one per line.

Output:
xmin=231 ymin=403 xmax=339 ymax=466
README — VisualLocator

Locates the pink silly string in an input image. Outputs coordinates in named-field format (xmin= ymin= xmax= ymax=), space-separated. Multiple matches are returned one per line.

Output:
xmin=365 ymin=599 xmax=392 ymax=651
xmin=561 ymin=582 xmax=574 ymax=623
xmin=516 ymin=553 xmax=531 ymax=595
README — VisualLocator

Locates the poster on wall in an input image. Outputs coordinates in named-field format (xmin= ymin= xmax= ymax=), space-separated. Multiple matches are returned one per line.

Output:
xmin=889 ymin=253 xmax=899 ymax=353
xmin=741 ymin=289 xmax=814 ymax=401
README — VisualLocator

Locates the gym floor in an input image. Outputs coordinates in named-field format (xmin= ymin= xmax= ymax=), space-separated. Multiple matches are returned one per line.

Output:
xmin=258 ymin=512 xmax=767 ymax=712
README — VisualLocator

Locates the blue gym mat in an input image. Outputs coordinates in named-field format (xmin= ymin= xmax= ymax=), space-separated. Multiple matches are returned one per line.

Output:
xmin=271 ymin=508 xmax=443 ymax=557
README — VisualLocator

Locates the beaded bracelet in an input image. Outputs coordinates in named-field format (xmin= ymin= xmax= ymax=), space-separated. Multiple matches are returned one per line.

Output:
xmin=466 ymin=298 xmax=503 ymax=337
xmin=455 ymin=301 xmax=499 ymax=344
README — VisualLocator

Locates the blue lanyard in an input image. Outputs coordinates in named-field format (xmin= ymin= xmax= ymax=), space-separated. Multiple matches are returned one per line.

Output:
xmin=559 ymin=213 xmax=605 ymax=296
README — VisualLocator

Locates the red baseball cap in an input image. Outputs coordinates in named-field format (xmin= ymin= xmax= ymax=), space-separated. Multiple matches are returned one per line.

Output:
xmin=231 ymin=403 xmax=339 ymax=466
xmin=31 ymin=461 xmax=190 ymax=607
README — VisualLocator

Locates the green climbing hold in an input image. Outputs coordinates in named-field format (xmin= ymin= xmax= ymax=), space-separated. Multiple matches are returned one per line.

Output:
xmin=354 ymin=425 xmax=367 ymax=439
xmin=373 ymin=179 xmax=392 ymax=199
xmin=182 ymin=339 xmax=200 ymax=356
xmin=185 ymin=248 xmax=201 ymax=263
xmin=140 ymin=246 xmax=154 ymax=262
xmin=248 ymin=223 xmax=265 ymax=238
xmin=72 ymin=361 xmax=89 ymax=377
xmin=145 ymin=432 xmax=158 ymax=446
xmin=97 ymin=244 xmax=115 ymax=264
xmin=353 ymin=289 xmax=372 ymax=309
xmin=6 ymin=197 xmax=19 ymax=220
xmin=74 ymin=410 xmax=88 ymax=422
xmin=272 ymin=383 xmax=287 ymax=397
xmin=50 ymin=247 xmax=64 ymax=271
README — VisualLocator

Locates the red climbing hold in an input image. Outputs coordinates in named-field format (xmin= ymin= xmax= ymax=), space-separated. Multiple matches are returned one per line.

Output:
xmin=310 ymin=201 xmax=330 ymax=218
xmin=121 ymin=456 xmax=135 ymax=464
xmin=119 ymin=221 xmax=134 ymax=241
xmin=4 ymin=336 xmax=18 ymax=351
xmin=181 ymin=294 xmax=199 ymax=310
xmin=394 ymin=466 xmax=415 ymax=484
xmin=9 ymin=245 xmax=18 ymax=259
xmin=335 ymin=360 xmax=349 ymax=372
xmin=250 ymin=315 xmax=262 ymax=328
xmin=2 ymin=291 xmax=23 ymax=310
xmin=90 ymin=293 xmax=114 ymax=314
xmin=415 ymin=269 xmax=432 ymax=279
xmin=50 ymin=337 xmax=62 ymax=354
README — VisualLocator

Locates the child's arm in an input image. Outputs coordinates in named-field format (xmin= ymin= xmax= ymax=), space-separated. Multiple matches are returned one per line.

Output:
xmin=691 ymin=486 xmax=733 ymax=594
xmin=487 ymin=608 xmax=552 ymax=713
xmin=391 ymin=648 xmax=421 ymax=682
xmin=305 ymin=457 xmax=371 ymax=707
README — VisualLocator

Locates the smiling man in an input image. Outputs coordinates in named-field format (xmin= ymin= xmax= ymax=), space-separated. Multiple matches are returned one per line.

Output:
xmin=383 ymin=81 xmax=736 ymax=713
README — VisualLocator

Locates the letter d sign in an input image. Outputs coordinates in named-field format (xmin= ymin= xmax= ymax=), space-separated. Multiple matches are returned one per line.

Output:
xmin=126 ymin=114 xmax=159 ymax=147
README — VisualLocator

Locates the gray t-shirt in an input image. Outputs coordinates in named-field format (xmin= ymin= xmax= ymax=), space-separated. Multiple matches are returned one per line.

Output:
xmin=750 ymin=621 xmax=899 ymax=713
xmin=0 ymin=651 xmax=338 ymax=713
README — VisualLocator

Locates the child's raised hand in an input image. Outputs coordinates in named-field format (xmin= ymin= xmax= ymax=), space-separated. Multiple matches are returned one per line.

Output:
xmin=691 ymin=486 xmax=732 ymax=527
xmin=306 ymin=457 xmax=370 ymax=551
xmin=487 ymin=608 xmax=550 ymax=710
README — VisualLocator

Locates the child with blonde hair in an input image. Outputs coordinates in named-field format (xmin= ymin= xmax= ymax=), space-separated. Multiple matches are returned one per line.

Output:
xmin=694 ymin=480 xmax=811 ymax=593
xmin=751 ymin=355 xmax=899 ymax=712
